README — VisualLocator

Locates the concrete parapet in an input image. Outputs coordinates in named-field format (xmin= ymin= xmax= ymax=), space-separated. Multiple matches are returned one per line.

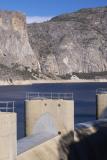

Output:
xmin=0 ymin=112 xmax=17 ymax=160
xmin=25 ymin=99 xmax=74 ymax=136
xmin=17 ymin=135 xmax=60 ymax=160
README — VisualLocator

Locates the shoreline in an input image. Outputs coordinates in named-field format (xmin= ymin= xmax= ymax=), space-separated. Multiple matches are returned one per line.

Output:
xmin=0 ymin=79 xmax=107 ymax=86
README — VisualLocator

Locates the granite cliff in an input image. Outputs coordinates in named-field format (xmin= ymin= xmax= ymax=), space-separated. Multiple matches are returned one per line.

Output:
xmin=0 ymin=11 xmax=40 ymax=82
xmin=27 ymin=6 xmax=107 ymax=78
xmin=1 ymin=7 xmax=107 ymax=83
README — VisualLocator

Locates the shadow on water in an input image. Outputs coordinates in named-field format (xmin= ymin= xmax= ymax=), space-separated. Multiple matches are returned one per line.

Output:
xmin=58 ymin=126 xmax=107 ymax=160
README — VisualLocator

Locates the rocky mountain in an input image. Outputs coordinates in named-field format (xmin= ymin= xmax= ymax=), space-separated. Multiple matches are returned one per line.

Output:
xmin=0 ymin=11 xmax=40 ymax=82
xmin=27 ymin=6 xmax=107 ymax=78
xmin=1 ymin=7 xmax=107 ymax=82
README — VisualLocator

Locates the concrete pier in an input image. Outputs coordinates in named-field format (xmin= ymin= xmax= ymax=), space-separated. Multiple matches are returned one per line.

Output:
xmin=25 ymin=99 xmax=74 ymax=136
xmin=0 ymin=112 xmax=17 ymax=160
xmin=17 ymin=92 xmax=74 ymax=159
xmin=96 ymin=89 xmax=107 ymax=119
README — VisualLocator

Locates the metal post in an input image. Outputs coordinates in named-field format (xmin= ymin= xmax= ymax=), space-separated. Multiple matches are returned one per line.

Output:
xmin=51 ymin=92 xmax=52 ymax=99
xmin=38 ymin=92 xmax=39 ymax=98
xmin=13 ymin=101 xmax=15 ymax=112
xmin=6 ymin=102 xmax=8 ymax=112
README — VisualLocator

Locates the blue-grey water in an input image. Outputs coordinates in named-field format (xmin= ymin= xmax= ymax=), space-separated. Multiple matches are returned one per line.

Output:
xmin=0 ymin=82 xmax=107 ymax=139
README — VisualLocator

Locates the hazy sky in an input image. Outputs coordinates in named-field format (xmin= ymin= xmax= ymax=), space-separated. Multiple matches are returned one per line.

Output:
xmin=0 ymin=0 xmax=107 ymax=23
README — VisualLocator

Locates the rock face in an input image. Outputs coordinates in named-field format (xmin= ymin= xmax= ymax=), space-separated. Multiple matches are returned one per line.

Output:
xmin=0 ymin=11 xmax=39 ymax=71
xmin=1 ymin=7 xmax=107 ymax=82
xmin=27 ymin=6 xmax=107 ymax=77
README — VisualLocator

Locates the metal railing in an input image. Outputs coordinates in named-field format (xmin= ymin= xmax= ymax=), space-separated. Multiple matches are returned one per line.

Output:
xmin=0 ymin=101 xmax=15 ymax=112
xmin=96 ymin=88 xmax=107 ymax=94
xmin=26 ymin=92 xmax=73 ymax=100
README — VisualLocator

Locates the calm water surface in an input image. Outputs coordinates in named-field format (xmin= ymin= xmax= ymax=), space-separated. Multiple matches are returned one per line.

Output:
xmin=0 ymin=82 xmax=107 ymax=139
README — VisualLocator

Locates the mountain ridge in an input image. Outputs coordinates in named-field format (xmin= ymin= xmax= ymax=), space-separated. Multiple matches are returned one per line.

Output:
xmin=27 ymin=6 xmax=107 ymax=78
xmin=1 ymin=7 xmax=107 ymax=82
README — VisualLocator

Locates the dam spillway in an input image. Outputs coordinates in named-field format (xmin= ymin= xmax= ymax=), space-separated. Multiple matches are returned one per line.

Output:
xmin=17 ymin=92 xmax=74 ymax=159
xmin=1 ymin=111 xmax=107 ymax=160
xmin=1 ymin=89 xmax=107 ymax=160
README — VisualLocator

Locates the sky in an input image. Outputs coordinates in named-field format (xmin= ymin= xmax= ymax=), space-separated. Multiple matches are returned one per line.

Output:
xmin=0 ymin=0 xmax=107 ymax=23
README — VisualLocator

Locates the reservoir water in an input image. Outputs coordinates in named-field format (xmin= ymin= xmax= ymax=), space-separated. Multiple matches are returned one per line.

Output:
xmin=0 ymin=82 xmax=107 ymax=139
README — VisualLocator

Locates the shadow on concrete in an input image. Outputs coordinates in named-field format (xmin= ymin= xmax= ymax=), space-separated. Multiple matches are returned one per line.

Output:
xmin=58 ymin=126 xmax=107 ymax=160
xmin=100 ymin=107 xmax=107 ymax=119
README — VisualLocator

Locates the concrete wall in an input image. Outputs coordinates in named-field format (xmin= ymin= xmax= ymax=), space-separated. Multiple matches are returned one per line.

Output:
xmin=96 ymin=94 xmax=107 ymax=119
xmin=0 ymin=112 xmax=17 ymax=160
xmin=25 ymin=99 xmax=74 ymax=136
xmin=17 ymin=135 xmax=61 ymax=160
xmin=17 ymin=99 xmax=74 ymax=160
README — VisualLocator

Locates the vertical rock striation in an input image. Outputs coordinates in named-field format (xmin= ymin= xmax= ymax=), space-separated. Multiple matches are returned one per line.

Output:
xmin=0 ymin=11 xmax=39 ymax=71
xmin=27 ymin=7 xmax=107 ymax=77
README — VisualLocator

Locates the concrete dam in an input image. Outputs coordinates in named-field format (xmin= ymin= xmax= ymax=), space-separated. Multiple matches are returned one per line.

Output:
xmin=0 ymin=92 xmax=74 ymax=160
xmin=0 ymin=90 xmax=107 ymax=160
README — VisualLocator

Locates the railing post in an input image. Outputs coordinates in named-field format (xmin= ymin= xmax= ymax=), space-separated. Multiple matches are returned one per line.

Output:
xmin=13 ymin=101 xmax=15 ymax=112
xmin=51 ymin=92 xmax=52 ymax=99
xmin=6 ymin=102 xmax=8 ymax=112
xmin=25 ymin=92 xmax=73 ymax=100
xmin=0 ymin=101 xmax=15 ymax=113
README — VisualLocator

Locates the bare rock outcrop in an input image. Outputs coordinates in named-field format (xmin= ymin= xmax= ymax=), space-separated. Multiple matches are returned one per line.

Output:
xmin=1 ymin=7 xmax=107 ymax=81
xmin=0 ymin=11 xmax=39 ymax=72
xmin=27 ymin=6 xmax=107 ymax=77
